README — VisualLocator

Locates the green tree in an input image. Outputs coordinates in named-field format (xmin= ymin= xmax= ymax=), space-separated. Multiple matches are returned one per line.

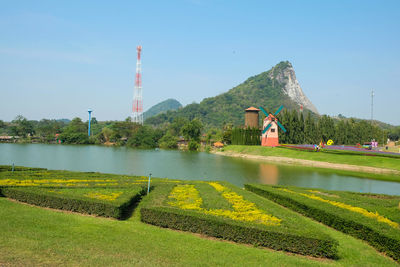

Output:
xmin=181 ymin=119 xmax=202 ymax=142
xmin=59 ymin=118 xmax=89 ymax=144
xmin=159 ymin=133 xmax=179 ymax=149
xmin=10 ymin=115 xmax=35 ymax=137
xmin=318 ymin=115 xmax=335 ymax=142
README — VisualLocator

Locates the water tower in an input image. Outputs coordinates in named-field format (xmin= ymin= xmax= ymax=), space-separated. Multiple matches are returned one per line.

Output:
xmin=245 ymin=107 xmax=260 ymax=128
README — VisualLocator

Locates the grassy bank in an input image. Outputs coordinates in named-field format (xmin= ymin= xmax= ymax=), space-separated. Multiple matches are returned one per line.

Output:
xmin=222 ymin=145 xmax=400 ymax=172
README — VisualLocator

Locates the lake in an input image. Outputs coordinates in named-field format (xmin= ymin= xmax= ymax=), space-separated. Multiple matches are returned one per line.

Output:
xmin=1 ymin=143 xmax=399 ymax=195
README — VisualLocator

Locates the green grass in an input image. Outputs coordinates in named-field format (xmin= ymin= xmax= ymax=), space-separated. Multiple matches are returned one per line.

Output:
xmin=0 ymin=197 xmax=397 ymax=266
xmin=0 ymin=166 xmax=398 ymax=265
xmin=223 ymin=145 xmax=400 ymax=173
xmin=245 ymin=184 xmax=400 ymax=262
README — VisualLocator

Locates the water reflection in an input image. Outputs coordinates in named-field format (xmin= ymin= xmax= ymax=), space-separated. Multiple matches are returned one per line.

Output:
xmin=259 ymin=163 xmax=279 ymax=184
xmin=1 ymin=143 xmax=400 ymax=196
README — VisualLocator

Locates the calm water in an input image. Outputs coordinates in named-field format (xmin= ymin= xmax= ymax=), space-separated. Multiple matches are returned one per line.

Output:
xmin=1 ymin=143 xmax=400 ymax=195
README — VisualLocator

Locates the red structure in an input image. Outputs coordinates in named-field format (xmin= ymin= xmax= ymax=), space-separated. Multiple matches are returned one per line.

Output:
xmin=259 ymin=105 xmax=287 ymax=147
xmin=132 ymin=45 xmax=143 ymax=124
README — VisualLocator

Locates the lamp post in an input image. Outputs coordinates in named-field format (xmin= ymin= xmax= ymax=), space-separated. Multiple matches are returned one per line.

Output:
xmin=88 ymin=109 xmax=92 ymax=136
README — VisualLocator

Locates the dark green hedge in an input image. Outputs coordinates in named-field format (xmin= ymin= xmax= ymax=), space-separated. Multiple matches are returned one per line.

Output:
xmin=0 ymin=165 xmax=47 ymax=172
xmin=245 ymin=184 xmax=400 ymax=262
xmin=231 ymin=127 xmax=261 ymax=145
xmin=0 ymin=187 xmax=145 ymax=219
xmin=141 ymin=206 xmax=337 ymax=259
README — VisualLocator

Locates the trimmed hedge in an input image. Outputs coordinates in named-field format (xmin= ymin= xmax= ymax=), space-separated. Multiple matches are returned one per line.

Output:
xmin=0 ymin=187 xmax=145 ymax=219
xmin=0 ymin=165 xmax=47 ymax=172
xmin=140 ymin=183 xmax=338 ymax=259
xmin=245 ymin=184 xmax=400 ymax=262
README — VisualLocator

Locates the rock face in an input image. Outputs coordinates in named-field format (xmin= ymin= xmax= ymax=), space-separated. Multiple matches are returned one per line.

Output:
xmin=269 ymin=62 xmax=319 ymax=114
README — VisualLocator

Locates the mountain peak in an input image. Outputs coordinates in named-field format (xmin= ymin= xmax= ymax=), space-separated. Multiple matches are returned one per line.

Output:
xmin=268 ymin=61 xmax=319 ymax=114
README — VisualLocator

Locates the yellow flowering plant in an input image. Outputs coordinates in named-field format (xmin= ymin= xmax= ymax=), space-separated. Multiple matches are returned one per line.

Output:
xmin=168 ymin=183 xmax=281 ymax=226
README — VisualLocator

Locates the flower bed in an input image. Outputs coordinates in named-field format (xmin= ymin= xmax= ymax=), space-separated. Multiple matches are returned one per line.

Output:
xmin=140 ymin=181 xmax=338 ymax=258
xmin=0 ymin=167 xmax=152 ymax=219
xmin=245 ymin=184 xmax=400 ymax=262
xmin=0 ymin=186 xmax=146 ymax=219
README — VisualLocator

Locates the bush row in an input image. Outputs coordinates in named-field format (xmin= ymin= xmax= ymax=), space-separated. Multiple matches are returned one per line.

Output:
xmin=140 ymin=183 xmax=338 ymax=259
xmin=245 ymin=184 xmax=400 ymax=262
xmin=0 ymin=165 xmax=47 ymax=172
xmin=0 ymin=187 xmax=145 ymax=219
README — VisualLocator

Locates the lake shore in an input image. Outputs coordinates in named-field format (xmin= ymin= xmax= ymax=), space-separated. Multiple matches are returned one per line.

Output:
xmin=214 ymin=150 xmax=400 ymax=177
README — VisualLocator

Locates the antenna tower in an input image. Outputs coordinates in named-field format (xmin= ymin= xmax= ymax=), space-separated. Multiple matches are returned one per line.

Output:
xmin=371 ymin=89 xmax=374 ymax=123
xmin=132 ymin=45 xmax=143 ymax=124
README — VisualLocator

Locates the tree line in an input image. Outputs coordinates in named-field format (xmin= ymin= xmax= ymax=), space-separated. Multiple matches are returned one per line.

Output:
xmin=0 ymin=111 xmax=395 ymax=149
xmin=0 ymin=116 xmax=211 ymax=151
xmin=277 ymin=110 xmax=388 ymax=145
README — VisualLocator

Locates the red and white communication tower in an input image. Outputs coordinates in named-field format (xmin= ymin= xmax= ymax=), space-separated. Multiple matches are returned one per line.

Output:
xmin=132 ymin=45 xmax=143 ymax=124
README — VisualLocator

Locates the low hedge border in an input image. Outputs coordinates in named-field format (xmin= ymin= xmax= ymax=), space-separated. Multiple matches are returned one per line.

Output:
xmin=245 ymin=184 xmax=400 ymax=262
xmin=0 ymin=165 xmax=47 ymax=172
xmin=140 ymin=183 xmax=338 ymax=259
xmin=0 ymin=187 xmax=146 ymax=219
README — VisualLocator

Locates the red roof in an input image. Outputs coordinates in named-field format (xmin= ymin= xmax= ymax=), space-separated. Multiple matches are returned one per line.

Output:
xmin=245 ymin=107 xmax=260 ymax=111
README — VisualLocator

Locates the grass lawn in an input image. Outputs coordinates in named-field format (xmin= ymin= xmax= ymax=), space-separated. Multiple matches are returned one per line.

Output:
xmin=223 ymin=145 xmax=400 ymax=172
xmin=0 ymin=196 xmax=397 ymax=266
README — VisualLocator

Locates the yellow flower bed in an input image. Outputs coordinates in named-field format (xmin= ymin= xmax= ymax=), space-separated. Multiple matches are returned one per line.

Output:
xmin=168 ymin=183 xmax=281 ymax=226
xmin=278 ymin=188 xmax=398 ymax=229
xmin=0 ymin=179 xmax=117 ymax=187
xmin=300 ymin=193 xmax=399 ymax=229
xmin=168 ymin=184 xmax=203 ymax=210
xmin=85 ymin=192 xmax=123 ymax=201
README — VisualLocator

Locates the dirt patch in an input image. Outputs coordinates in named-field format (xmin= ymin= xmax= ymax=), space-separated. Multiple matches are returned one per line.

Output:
xmin=214 ymin=151 xmax=400 ymax=176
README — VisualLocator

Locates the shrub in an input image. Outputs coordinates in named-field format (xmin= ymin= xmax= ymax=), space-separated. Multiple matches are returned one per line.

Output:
xmin=140 ymin=182 xmax=338 ymax=259
xmin=245 ymin=184 xmax=400 ymax=262
xmin=0 ymin=187 xmax=146 ymax=219
xmin=188 ymin=140 xmax=199 ymax=151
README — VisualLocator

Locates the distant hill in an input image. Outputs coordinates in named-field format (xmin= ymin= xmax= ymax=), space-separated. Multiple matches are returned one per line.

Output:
xmin=57 ymin=119 xmax=71 ymax=124
xmin=143 ymin=99 xmax=182 ymax=120
xmin=146 ymin=61 xmax=318 ymax=127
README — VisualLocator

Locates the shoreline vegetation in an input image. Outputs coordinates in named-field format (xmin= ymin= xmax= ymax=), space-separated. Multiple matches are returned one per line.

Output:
xmin=215 ymin=145 xmax=400 ymax=182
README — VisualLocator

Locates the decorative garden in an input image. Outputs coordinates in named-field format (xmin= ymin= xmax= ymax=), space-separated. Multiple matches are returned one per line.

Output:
xmin=1 ymin=165 xmax=399 ymax=263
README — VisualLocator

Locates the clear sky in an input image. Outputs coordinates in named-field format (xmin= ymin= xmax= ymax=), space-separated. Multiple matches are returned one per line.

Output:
xmin=1 ymin=0 xmax=399 ymax=125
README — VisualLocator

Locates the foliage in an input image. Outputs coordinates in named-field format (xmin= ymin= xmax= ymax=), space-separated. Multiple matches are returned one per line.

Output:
xmin=146 ymin=61 xmax=305 ymax=128
xmin=181 ymin=118 xmax=202 ymax=142
xmin=158 ymin=132 xmax=179 ymax=149
xmin=126 ymin=125 xmax=163 ymax=148
xmin=59 ymin=117 xmax=89 ymax=144
xmin=231 ymin=127 xmax=261 ymax=145
xmin=187 ymin=140 xmax=200 ymax=151
xmin=9 ymin=115 xmax=35 ymax=137
xmin=140 ymin=181 xmax=338 ymax=258
xmin=0 ymin=166 xmax=397 ymax=266
xmin=0 ymin=187 xmax=145 ymax=219
xmin=245 ymin=184 xmax=400 ymax=262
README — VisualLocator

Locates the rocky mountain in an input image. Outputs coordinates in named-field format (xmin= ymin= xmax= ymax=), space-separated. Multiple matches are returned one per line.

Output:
xmin=269 ymin=62 xmax=318 ymax=114
xmin=143 ymin=98 xmax=182 ymax=120
xmin=145 ymin=61 xmax=318 ymax=127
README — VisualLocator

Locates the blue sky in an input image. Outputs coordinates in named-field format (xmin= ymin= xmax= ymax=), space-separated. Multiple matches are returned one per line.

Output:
xmin=1 ymin=0 xmax=399 ymax=125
